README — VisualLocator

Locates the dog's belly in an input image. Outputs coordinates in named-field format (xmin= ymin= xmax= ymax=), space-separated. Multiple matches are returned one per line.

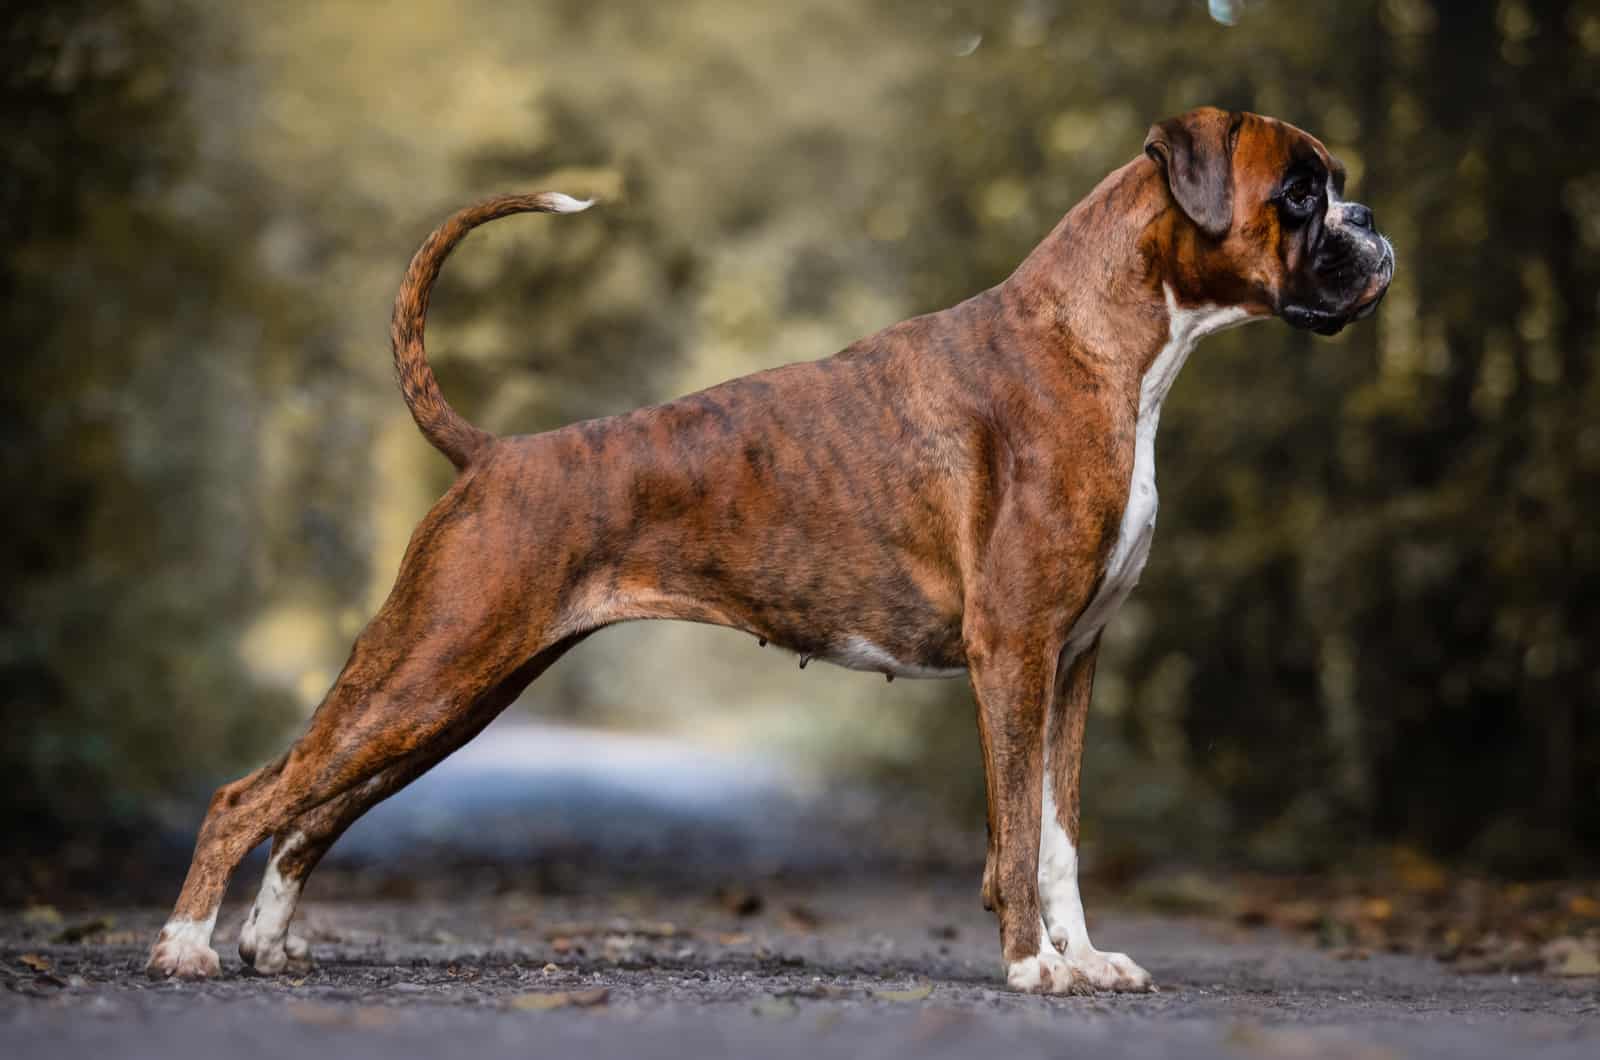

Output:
xmin=582 ymin=575 xmax=967 ymax=678
xmin=817 ymin=633 xmax=967 ymax=678
xmin=712 ymin=573 xmax=969 ymax=679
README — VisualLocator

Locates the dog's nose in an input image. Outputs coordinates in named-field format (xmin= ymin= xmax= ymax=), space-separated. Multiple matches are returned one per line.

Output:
xmin=1343 ymin=203 xmax=1374 ymax=230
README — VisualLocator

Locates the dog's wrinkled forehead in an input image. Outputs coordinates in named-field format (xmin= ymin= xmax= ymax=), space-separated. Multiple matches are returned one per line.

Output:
xmin=1235 ymin=114 xmax=1347 ymax=198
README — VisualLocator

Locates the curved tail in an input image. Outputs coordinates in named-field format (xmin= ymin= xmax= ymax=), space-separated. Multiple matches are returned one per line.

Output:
xmin=389 ymin=191 xmax=594 ymax=469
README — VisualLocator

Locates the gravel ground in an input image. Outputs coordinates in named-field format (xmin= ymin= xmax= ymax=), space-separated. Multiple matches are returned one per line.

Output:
xmin=4 ymin=882 xmax=1597 ymax=1060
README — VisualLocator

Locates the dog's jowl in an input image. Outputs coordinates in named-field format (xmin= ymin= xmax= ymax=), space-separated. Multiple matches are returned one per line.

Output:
xmin=147 ymin=109 xmax=1392 ymax=992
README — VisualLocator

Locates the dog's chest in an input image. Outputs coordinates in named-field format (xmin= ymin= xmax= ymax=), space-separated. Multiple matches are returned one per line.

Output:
xmin=1063 ymin=292 xmax=1255 ymax=657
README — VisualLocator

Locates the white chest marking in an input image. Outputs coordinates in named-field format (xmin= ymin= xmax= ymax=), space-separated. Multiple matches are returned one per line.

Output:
xmin=1064 ymin=286 xmax=1258 ymax=657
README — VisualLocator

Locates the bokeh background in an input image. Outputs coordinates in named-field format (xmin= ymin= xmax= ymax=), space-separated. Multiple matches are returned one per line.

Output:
xmin=4 ymin=0 xmax=1598 ymax=889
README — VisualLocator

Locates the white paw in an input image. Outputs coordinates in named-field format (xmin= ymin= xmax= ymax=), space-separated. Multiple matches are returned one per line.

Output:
xmin=146 ymin=933 xmax=221 ymax=980
xmin=238 ymin=919 xmax=309 ymax=974
xmin=1005 ymin=952 xmax=1092 ymax=995
xmin=1047 ymin=940 xmax=1154 ymax=992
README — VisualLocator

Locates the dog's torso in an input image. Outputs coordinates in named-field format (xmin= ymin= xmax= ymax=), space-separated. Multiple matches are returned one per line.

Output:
xmin=445 ymin=283 xmax=1124 ymax=679
xmin=430 ymin=160 xmax=1228 ymax=680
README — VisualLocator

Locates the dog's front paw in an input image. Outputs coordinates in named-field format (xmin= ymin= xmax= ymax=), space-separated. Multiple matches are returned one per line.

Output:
xmin=1047 ymin=942 xmax=1154 ymax=992
xmin=1005 ymin=953 xmax=1093 ymax=995
xmin=146 ymin=932 xmax=221 ymax=980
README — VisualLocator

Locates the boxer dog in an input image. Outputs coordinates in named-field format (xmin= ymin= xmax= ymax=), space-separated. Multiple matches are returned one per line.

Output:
xmin=147 ymin=107 xmax=1391 ymax=993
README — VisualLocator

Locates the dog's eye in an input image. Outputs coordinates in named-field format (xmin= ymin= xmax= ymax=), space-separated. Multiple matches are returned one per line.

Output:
xmin=1281 ymin=176 xmax=1319 ymax=213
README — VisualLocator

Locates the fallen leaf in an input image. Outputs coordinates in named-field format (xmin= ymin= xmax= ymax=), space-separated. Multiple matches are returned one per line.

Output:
xmin=752 ymin=996 xmax=799 ymax=1019
xmin=1389 ymin=846 xmax=1448 ymax=895
xmin=782 ymin=905 xmax=821 ymax=932
xmin=634 ymin=920 xmax=679 ymax=938
xmin=783 ymin=984 xmax=850 ymax=1000
xmin=1568 ymin=895 xmax=1600 ymax=919
xmin=1556 ymin=951 xmax=1600 ymax=977
xmin=716 ymin=887 xmax=764 ymax=917
xmin=19 ymin=954 xmax=51 ymax=973
xmin=717 ymin=932 xmax=752 ymax=946
xmin=569 ymin=987 xmax=610 ymax=1007
xmin=54 ymin=917 xmax=114 ymax=944
xmin=1543 ymin=938 xmax=1600 ymax=977
xmin=1359 ymin=898 xmax=1393 ymax=922
xmin=510 ymin=987 xmax=609 ymax=1011
xmin=1274 ymin=900 xmax=1325 ymax=932
xmin=873 ymin=983 xmax=934 ymax=1002
xmin=287 ymin=1002 xmax=344 ymax=1026
xmin=21 ymin=906 xmax=62 ymax=928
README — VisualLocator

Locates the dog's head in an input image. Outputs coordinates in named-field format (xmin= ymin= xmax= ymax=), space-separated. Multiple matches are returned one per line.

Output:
xmin=1143 ymin=107 xmax=1394 ymax=335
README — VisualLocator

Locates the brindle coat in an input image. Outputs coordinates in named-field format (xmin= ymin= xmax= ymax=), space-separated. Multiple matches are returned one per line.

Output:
xmin=147 ymin=108 xmax=1392 ymax=990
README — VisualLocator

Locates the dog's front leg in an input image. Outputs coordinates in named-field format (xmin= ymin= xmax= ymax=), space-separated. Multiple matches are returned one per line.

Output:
xmin=1039 ymin=639 xmax=1153 ymax=992
xmin=968 ymin=625 xmax=1088 ymax=995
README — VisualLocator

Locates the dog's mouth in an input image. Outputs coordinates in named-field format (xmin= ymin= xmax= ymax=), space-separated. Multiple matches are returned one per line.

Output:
xmin=1281 ymin=240 xmax=1394 ymax=337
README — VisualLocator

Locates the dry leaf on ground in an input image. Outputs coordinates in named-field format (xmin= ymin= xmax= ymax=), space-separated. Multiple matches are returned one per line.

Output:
xmin=54 ymin=917 xmax=114 ymax=943
xmin=752 ymin=996 xmax=799 ymax=1019
xmin=21 ymin=906 xmax=62 ymax=929
xmin=1542 ymin=938 xmax=1600 ymax=977
xmin=510 ymin=987 xmax=609 ymax=1010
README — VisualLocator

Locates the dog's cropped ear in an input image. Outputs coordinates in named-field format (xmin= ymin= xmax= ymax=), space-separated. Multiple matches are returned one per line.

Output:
xmin=1144 ymin=108 xmax=1241 ymax=240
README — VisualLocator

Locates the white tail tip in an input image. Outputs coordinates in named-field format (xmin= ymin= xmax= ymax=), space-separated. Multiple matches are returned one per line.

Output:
xmin=546 ymin=193 xmax=595 ymax=213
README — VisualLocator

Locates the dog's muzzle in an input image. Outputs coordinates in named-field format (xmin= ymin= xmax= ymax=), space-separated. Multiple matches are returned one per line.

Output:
xmin=1282 ymin=201 xmax=1396 ymax=337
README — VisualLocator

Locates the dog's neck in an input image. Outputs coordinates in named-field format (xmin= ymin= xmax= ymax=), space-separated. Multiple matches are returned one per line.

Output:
xmin=1000 ymin=157 xmax=1255 ymax=394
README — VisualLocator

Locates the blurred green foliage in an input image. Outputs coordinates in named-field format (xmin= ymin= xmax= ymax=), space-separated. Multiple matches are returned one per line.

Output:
xmin=1 ymin=0 xmax=300 ymax=834
xmin=3 ymin=0 xmax=1597 ymax=872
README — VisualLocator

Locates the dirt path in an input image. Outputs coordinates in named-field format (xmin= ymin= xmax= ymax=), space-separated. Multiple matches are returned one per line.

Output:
xmin=5 ymin=882 xmax=1596 ymax=1059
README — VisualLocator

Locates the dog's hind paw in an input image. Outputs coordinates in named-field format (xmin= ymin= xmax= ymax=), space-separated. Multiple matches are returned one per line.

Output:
xmin=147 ymin=926 xmax=221 ymax=980
xmin=239 ymin=925 xmax=310 ymax=974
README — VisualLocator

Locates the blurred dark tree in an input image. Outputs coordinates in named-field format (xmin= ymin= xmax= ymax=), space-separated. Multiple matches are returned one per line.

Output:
xmin=5 ymin=0 xmax=1597 ymax=878
xmin=885 ymin=0 xmax=1600 ymax=872
xmin=0 ymin=0 xmax=299 ymax=846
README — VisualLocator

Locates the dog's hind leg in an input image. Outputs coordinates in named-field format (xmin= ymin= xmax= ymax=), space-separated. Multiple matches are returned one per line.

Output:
xmin=147 ymin=496 xmax=577 ymax=980
xmin=237 ymin=635 xmax=587 ymax=974
xmin=147 ymin=629 xmax=530 ymax=979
